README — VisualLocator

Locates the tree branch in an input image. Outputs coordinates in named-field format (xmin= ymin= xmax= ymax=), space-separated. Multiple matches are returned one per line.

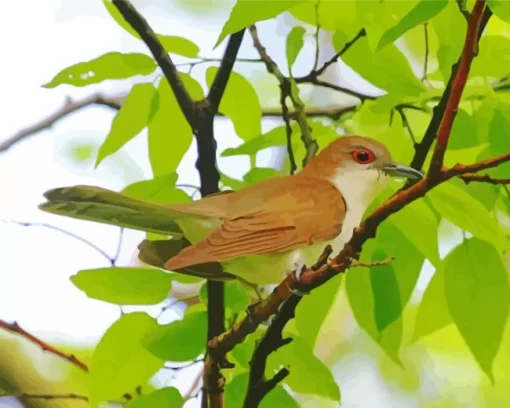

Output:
xmin=428 ymin=0 xmax=487 ymax=176
xmin=297 ymin=29 xmax=366 ymax=81
xmin=410 ymin=5 xmax=491 ymax=172
xmin=207 ymin=30 xmax=246 ymax=111
xmin=0 ymin=94 xmax=122 ymax=153
xmin=0 ymin=97 xmax=359 ymax=155
xmin=204 ymin=0 xmax=497 ymax=396
xmin=459 ymin=173 xmax=510 ymax=185
xmin=249 ymin=24 xmax=317 ymax=168
xmin=5 ymin=393 xmax=89 ymax=402
xmin=0 ymin=319 xmax=88 ymax=372
xmin=111 ymin=0 xmax=196 ymax=126
xmin=243 ymin=246 xmax=332 ymax=407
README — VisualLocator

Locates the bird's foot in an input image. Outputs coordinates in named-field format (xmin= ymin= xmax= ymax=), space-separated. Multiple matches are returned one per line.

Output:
xmin=245 ymin=302 xmax=275 ymax=327
xmin=286 ymin=263 xmax=310 ymax=297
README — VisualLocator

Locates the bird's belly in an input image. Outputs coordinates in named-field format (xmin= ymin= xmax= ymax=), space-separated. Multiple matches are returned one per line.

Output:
xmin=222 ymin=206 xmax=362 ymax=285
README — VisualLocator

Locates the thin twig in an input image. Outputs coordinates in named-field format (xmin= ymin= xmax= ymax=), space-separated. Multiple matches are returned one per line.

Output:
xmin=422 ymin=23 xmax=430 ymax=83
xmin=348 ymin=256 xmax=395 ymax=269
xmin=4 ymin=220 xmax=113 ymax=263
xmin=312 ymin=0 xmax=321 ymax=72
xmin=0 ymin=94 xmax=123 ymax=152
xmin=112 ymin=227 xmax=124 ymax=265
xmin=460 ymin=173 xmax=510 ymax=185
xmin=0 ymin=319 xmax=88 ymax=372
xmin=303 ymin=29 xmax=366 ymax=79
xmin=3 ymin=393 xmax=89 ymax=402
xmin=306 ymin=77 xmax=376 ymax=101
xmin=396 ymin=106 xmax=417 ymax=145
xmin=249 ymin=24 xmax=317 ymax=167
xmin=280 ymin=90 xmax=297 ymax=175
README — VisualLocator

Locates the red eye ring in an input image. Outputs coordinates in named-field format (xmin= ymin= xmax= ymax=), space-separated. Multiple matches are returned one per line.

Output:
xmin=352 ymin=148 xmax=376 ymax=164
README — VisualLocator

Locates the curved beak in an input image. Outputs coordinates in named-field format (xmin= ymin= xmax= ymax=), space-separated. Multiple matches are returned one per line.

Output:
xmin=381 ymin=162 xmax=423 ymax=180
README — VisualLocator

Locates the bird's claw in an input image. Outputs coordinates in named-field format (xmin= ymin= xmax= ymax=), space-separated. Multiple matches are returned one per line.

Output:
xmin=286 ymin=266 xmax=310 ymax=297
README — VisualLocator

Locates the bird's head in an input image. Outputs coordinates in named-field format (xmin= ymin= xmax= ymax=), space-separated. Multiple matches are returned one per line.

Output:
xmin=301 ymin=135 xmax=423 ymax=208
xmin=303 ymin=135 xmax=423 ymax=181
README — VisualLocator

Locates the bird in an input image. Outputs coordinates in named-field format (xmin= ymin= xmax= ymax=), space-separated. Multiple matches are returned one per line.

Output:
xmin=39 ymin=135 xmax=422 ymax=286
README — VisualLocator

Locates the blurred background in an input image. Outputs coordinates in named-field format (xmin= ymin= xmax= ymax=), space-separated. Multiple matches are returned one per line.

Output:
xmin=1 ymin=0 xmax=510 ymax=407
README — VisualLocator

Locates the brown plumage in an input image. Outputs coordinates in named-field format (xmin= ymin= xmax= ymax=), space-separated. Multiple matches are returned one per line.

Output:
xmin=164 ymin=175 xmax=346 ymax=270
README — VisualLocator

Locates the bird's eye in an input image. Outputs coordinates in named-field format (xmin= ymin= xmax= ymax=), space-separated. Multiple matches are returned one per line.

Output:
xmin=352 ymin=148 xmax=376 ymax=164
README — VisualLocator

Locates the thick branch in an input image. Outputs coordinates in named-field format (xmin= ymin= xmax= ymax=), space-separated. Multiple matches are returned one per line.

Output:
xmin=428 ymin=0 xmax=487 ymax=176
xmin=0 ymin=319 xmax=88 ymax=372
xmin=243 ymin=246 xmax=332 ymax=407
xmin=111 ymin=0 xmax=196 ymax=126
xmin=207 ymin=30 xmax=246 ymax=112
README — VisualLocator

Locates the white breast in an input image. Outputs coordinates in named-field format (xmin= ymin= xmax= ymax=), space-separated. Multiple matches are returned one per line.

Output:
xmin=293 ymin=168 xmax=391 ymax=268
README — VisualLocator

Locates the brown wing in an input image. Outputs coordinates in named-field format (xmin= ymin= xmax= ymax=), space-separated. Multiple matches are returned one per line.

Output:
xmin=164 ymin=176 xmax=346 ymax=270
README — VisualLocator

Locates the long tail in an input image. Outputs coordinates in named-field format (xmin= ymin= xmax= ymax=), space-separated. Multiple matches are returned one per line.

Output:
xmin=39 ymin=185 xmax=184 ymax=237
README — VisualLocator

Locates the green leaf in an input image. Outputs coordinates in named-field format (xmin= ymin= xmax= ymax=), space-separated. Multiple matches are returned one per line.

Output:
xmin=290 ymin=0 xmax=360 ymax=39
xmin=243 ymin=167 xmax=284 ymax=185
xmin=471 ymin=35 xmax=510 ymax=78
xmin=378 ymin=0 xmax=448 ymax=50
xmin=102 ymin=1 xmax=200 ymax=57
xmin=428 ymin=181 xmax=508 ymax=251
xmin=412 ymin=267 xmax=452 ymax=342
xmin=295 ymin=275 xmax=342 ymax=349
xmin=122 ymin=173 xmax=191 ymax=205
xmin=486 ymin=102 xmax=510 ymax=179
xmin=370 ymin=249 xmax=402 ymax=334
xmin=267 ymin=336 xmax=341 ymax=401
xmin=127 ymin=387 xmax=183 ymax=408
xmin=96 ymin=83 xmax=156 ymax=167
xmin=225 ymin=373 xmax=299 ymax=408
xmin=346 ymin=252 xmax=403 ymax=366
xmin=286 ymin=26 xmax=306 ymax=72
xmin=445 ymin=108 xmax=479 ymax=150
xmin=390 ymin=199 xmax=440 ymax=265
xmin=144 ymin=311 xmax=207 ymax=362
xmin=206 ymin=67 xmax=261 ymax=140
xmin=338 ymin=34 xmax=424 ymax=97
xmin=43 ymin=52 xmax=156 ymax=88
xmin=221 ymin=123 xmax=299 ymax=157
xmin=199 ymin=281 xmax=250 ymax=315
xmin=444 ymin=238 xmax=509 ymax=382
xmin=90 ymin=313 xmax=164 ymax=407
xmin=230 ymin=331 xmax=260 ymax=368
xmin=488 ymin=0 xmax=510 ymax=22
xmin=430 ymin=0 xmax=466 ymax=81
xmin=220 ymin=172 xmax=246 ymax=190
xmin=71 ymin=267 xmax=173 ymax=306
xmin=148 ymin=74 xmax=204 ymax=176
xmin=215 ymin=0 xmax=306 ymax=47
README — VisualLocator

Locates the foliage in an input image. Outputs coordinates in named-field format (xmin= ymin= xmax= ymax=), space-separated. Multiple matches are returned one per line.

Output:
xmin=6 ymin=0 xmax=510 ymax=407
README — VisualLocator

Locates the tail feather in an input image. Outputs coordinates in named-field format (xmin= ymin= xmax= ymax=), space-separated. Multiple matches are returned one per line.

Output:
xmin=39 ymin=185 xmax=184 ymax=237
